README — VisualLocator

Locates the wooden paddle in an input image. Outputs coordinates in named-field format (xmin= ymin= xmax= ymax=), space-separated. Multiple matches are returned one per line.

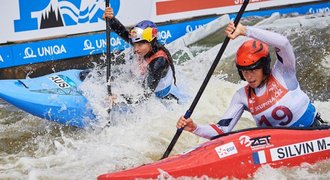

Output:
xmin=160 ymin=0 xmax=250 ymax=160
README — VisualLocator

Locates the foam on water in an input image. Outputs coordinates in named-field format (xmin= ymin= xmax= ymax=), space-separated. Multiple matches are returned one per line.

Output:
xmin=0 ymin=12 xmax=330 ymax=179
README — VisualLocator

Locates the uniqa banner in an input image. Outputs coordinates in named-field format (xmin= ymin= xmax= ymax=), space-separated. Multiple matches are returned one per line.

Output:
xmin=0 ymin=0 xmax=329 ymax=69
xmin=0 ymin=0 xmax=324 ymax=44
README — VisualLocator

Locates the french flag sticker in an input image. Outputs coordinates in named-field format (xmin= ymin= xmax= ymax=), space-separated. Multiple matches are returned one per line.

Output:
xmin=253 ymin=151 xmax=267 ymax=165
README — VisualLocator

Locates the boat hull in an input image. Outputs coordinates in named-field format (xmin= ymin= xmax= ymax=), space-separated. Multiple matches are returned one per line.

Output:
xmin=0 ymin=69 xmax=95 ymax=128
xmin=98 ymin=127 xmax=330 ymax=179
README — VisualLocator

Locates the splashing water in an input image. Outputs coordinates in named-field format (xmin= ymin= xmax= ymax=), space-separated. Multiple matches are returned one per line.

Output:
xmin=0 ymin=12 xmax=330 ymax=179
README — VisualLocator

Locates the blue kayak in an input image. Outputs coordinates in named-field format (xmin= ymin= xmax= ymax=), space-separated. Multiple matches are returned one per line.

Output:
xmin=0 ymin=69 xmax=96 ymax=128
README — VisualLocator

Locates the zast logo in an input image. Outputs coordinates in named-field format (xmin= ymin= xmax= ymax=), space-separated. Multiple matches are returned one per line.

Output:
xmin=14 ymin=0 xmax=120 ymax=32
xmin=239 ymin=135 xmax=273 ymax=150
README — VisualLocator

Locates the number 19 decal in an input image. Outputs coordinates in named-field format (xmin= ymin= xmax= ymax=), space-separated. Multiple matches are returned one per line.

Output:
xmin=259 ymin=106 xmax=293 ymax=127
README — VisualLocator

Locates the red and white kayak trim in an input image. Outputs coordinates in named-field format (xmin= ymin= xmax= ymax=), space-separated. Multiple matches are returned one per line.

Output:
xmin=98 ymin=126 xmax=330 ymax=179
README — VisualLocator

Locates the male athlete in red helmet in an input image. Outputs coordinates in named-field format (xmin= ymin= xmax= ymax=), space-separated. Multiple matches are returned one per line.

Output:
xmin=177 ymin=21 xmax=325 ymax=139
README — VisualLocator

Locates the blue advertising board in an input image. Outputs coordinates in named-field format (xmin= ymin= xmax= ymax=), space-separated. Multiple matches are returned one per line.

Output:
xmin=0 ymin=1 xmax=329 ymax=69
xmin=0 ymin=17 xmax=216 ymax=69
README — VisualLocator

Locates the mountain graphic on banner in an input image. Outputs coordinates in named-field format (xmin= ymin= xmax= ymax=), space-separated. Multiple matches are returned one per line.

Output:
xmin=40 ymin=5 xmax=64 ymax=29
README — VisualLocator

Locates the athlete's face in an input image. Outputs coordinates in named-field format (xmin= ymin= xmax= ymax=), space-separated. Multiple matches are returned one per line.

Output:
xmin=133 ymin=41 xmax=152 ymax=57
xmin=241 ymin=68 xmax=265 ymax=88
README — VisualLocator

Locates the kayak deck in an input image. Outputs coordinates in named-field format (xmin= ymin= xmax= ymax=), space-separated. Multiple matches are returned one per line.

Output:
xmin=98 ymin=126 xmax=330 ymax=179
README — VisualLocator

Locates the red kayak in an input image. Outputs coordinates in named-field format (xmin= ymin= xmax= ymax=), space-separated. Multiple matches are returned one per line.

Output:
xmin=98 ymin=126 xmax=330 ymax=179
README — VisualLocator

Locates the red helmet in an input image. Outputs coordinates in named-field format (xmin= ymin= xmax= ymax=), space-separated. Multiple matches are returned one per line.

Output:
xmin=236 ymin=40 xmax=271 ymax=80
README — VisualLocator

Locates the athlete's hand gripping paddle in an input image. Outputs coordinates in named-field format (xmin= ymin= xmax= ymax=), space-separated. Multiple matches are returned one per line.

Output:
xmin=161 ymin=0 xmax=250 ymax=160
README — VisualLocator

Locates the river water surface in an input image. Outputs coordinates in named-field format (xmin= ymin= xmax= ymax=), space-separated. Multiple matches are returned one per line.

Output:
xmin=0 ymin=12 xmax=329 ymax=179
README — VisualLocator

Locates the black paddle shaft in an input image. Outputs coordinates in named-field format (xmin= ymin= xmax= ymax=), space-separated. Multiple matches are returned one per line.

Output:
xmin=105 ymin=0 xmax=112 ymax=95
xmin=161 ymin=0 xmax=250 ymax=160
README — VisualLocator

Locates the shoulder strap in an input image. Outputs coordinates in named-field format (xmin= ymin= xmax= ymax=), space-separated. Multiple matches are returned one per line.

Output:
xmin=146 ymin=49 xmax=177 ymax=86
xmin=145 ymin=50 xmax=169 ymax=65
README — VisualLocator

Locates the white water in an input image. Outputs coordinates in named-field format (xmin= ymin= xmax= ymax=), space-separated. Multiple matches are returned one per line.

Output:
xmin=0 ymin=12 xmax=330 ymax=180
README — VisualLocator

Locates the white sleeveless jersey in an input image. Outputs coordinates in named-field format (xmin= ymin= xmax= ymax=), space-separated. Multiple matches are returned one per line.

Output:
xmin=154 ymin=67 xmax=174 ymax=97
xmin=243 ymin=72 xmax=310 ymax=127
xmin=143 ymin=50 xmax=185 ymax=100
xmin=154 ymin=68 xmax=188 ymax=102
xmin=192 ymin=26 xmax=316 ymax=140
